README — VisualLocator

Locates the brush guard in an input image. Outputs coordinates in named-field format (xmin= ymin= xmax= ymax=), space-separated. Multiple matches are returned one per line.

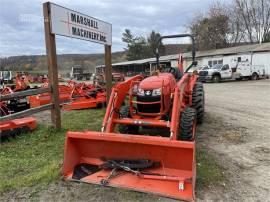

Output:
xmin=129 ymin=80 xmax=166 ymax=118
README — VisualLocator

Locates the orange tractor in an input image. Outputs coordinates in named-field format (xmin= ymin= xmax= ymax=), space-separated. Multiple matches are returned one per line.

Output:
xmin=62 ymin=34 xmax=204 ymax=201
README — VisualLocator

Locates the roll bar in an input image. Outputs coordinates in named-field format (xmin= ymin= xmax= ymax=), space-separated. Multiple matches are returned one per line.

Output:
xmin=156 ymin=34 xmax=196 ymax=73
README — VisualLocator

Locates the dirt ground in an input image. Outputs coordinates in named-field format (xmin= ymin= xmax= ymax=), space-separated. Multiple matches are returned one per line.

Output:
xmin=1 ymin=79 xmax=270 ymax=201
xmin=196 ymin=79 xmax=270 ymax=201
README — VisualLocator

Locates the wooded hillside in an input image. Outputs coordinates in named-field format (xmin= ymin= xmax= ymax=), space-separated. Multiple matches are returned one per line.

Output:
xmin=0 ymin=44 xmax=190 ymax=74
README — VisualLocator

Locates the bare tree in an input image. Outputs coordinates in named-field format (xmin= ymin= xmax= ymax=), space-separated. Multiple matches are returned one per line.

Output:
xmin=188 ymin=0 xmax=270 ymax=48
xmin=234 ymin=0 xmax=270 ymax=43
xmin=189 ymin=2 xmax=230 ymax=50
xmin=226 ymin=3 xmax=246 ymax=45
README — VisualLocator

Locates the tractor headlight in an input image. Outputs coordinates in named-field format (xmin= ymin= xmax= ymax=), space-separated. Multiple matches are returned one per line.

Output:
xmin=152 ymin=88 xmax=161 ymax=96
xmin=137 ymin=88 xmax=145 ymax=96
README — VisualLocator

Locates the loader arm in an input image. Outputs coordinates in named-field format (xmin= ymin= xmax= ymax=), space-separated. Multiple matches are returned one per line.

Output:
xmin=102 ymin=75 xmax=144 ymax=133
xmin=170 ymin=73 xmax=199 ymax=140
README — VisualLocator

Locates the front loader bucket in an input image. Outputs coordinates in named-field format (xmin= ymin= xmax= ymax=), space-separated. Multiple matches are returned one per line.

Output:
xmin=63 ymin=131 xmax=196 ymax=201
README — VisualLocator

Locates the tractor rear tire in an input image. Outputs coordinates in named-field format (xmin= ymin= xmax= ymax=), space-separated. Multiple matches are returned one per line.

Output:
xmin=178 ymin=107 xmax=196 ymax=141
xmin=192 ymin=82 xmax=205 ymax=124
xmin=118 ymin=106 xmax=139 ymax=134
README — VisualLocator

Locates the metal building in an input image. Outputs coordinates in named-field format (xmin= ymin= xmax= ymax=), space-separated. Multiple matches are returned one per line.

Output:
xmin=96 ymin=42 xmax=270 ymax=76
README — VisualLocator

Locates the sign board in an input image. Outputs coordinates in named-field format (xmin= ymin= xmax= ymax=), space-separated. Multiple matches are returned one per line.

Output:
xmin=50 ymin=3 xmax=112 ymax=45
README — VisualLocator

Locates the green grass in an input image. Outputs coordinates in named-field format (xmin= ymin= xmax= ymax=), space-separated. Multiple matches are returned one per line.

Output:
xmin=196 ymin=148 xmax=225 ymax=189
xmin=0 ymin=109 xmax=224 ymax=194
xmin=0 ymin=109 xmax=105 ymax=193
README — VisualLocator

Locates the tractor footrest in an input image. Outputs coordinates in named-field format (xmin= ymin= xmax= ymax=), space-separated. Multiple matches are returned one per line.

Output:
xmin=113 ymin=118 xmax=170 ymax=128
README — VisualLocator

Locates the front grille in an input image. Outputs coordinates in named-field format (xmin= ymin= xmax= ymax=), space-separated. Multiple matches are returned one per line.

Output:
xmin=199 ymin=71 xmax=208 ymax=76
xmin=136 ymin=95 xmax=161 ymax=113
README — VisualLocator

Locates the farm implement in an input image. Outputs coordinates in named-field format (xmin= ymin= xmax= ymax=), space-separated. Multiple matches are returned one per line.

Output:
xmin=29 ymin=83 xmax=71 ymax=108
xmin=0 ymin=73 xmax=40 ymax=140
xmin=0 ymin=116 xmax=37 ymax=140
xmin=29 ymin=80 xmax=106 ymax=110
xmin=62 ymin=81 xmax=106 ymax=110
xmin=0 ymin=73 xmax=33 ymax=113
xmin=62 ymin=34 xmax=205 ymax=201
xmin=0 ymin=101 xmax=37 ymax=141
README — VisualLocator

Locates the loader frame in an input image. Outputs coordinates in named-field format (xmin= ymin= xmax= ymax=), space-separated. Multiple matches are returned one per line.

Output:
xmin=102 ymin=34 xmax=198 ymax=140
xmin=102 ymin=73 xmax=198 ymax=140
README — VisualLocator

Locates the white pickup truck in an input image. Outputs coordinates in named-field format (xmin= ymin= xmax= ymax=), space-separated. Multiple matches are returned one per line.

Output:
xmin=199 ymin=62 xmax=265 ymax=83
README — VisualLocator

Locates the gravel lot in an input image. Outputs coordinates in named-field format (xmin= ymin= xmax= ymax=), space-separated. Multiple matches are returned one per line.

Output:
xmin=1 ymin=79 xmax=269 ymax=201
xmin=197 ymin=79 xmax=270 ymax=201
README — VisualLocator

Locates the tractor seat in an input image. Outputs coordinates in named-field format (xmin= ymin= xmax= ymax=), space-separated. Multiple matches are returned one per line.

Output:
xmin=164 ymin=67 xmax=182 ymax=80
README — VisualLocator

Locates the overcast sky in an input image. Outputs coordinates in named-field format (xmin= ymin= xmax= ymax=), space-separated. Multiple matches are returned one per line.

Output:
xmin=0 ymin=0 xmax=217 ymax=57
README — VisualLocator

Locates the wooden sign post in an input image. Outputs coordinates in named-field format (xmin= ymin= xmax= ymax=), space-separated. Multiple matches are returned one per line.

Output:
xmin=105 ymin=45 xmax=112 ymax=102
xmin=42 ymin=2 xmax=112 ymax=129
xmin=43 ymin=2 xmax=61 ymax=129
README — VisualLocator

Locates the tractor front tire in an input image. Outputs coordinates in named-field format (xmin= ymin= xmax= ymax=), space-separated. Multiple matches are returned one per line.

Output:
xmin=118 ymin=106 xmax=139 ymax=134
xmin=192 ymin=82 xmax=205 ymax=124
xmin=178 ymin=107 xmax=196 ymax=141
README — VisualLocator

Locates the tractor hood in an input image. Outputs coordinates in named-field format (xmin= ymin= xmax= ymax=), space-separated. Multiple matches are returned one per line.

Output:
xmin=139 ymin=73 xmax=175 ymax=90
